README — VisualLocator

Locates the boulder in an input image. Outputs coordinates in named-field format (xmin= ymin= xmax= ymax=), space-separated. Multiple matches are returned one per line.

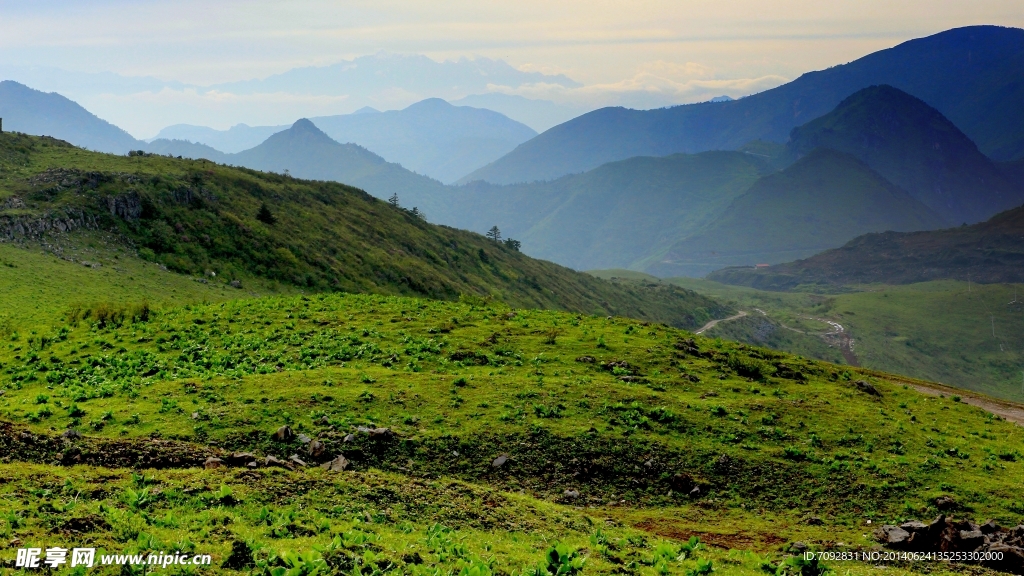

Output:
xmin=876 ymin=525 xmax=910 ymax=545
xmin=226 ymin=452 xmax=257 ymax=466
xmin=320 ymin=455 xmax=349 ymax=472
xmin=264 ymin=455 xmax=294 ymax=470
xmin=981 ymin=519 xmax=1000 ymax=534
xmin=297 ymin=434 xmax=312 ymax=444
xmin=960 ymin=530 xmax=984 ymax=549
xmin=288 ymin=455 xmax=308 ymax=468
xmin=356 ymin=426 xmax=393 ymax=439
xmin=273 ymin=425 xmax=294 ymax=442
xmin=563 ymin=489 xmax=580 ymax=500
xmin=935 ymin=496 xmax=957 ymax=510
xmin=204 ymin=457 xmax=224 ymax=469
xmin=852 ymin=380 xmax=881 ymax=396
xmin=492 ymin=454 xmax=509 ymax=468
xmin=307 ymin=440 xmax=326 ymax=459
xmin=900 ymin=520 xmax=928 ymax=533
xmin=62 ymin=429 xmax=82 ymax=440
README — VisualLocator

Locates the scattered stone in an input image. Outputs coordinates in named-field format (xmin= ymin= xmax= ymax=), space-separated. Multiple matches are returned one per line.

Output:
xmin=875 ymin=525 xmax=910 ymax=545
xmin=62 ymin=429 xmax=82 ymax=440
xmin=900 ymin=520 xmax=928 ymax=532
xmin=492 ymin=454 xmax=509 ymax=468
xmin=689 ymin=486 xmax=701 ymax=498
xmin=789 ymin=542 xmax=808 ymax=554
xmin=960 ymin=529 xmax=985 ymax=547
xmin=227 ymin=452 xmax=257 ymax=466
xmin=273 ymin=425 xmax=294 ymax=442
xmin=320 ymin=455 xmax=349 ymax=472
xmin=288 ymin=455 xmax=308 ymax=467
xmin=230 ymin=280 xmax=242 ymax=289
xmin=356 ymin=426 xmax=393 ymax=439
xmin=204 ymin=457 xmax=224 ymax=469
xmin=191 ymin=412 xmax=200 ymax=420
xmin=307 ymin=440 xmax=326 ymax=459
xmin=343 ymin=433 xmax=356 ymax=443
xmin=297 ymin=434 xmax=312 ymax=444
xmin=575 ymin=356 xmax=596 ymax=363
xmin=264 ymin=455 xmax=294 ymax=470
xmin=852 ymin=380 xmax=881 ymax=396
xmin=981 ymin=519 xmax=1001 ymax=534
xmin=246 ymin=461 xmax=259 ymax=469
xmin=805 ymin=516 xmax=824 ymax=526
xmin=563 ymin=489 xmax=580 ymax=500
xmin=935 ymin=496 xmax=957 ymax=510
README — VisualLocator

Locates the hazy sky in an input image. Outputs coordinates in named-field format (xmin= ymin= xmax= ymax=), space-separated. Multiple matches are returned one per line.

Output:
xmin=2 ymin=0 xmax=1022 ymax=136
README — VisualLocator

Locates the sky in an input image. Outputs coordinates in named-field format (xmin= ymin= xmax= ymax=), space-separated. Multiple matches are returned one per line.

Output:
xmin=1 ymin=0 xmax=1022 ymax=137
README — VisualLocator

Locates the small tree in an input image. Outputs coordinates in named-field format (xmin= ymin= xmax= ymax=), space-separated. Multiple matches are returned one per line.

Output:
xmin=256 ymin=202 xmax=277 ymax=225
xmin=504 ymin=238 xmax=521 ymax=252
xmin=410 ymin=207 xmax=425 ymax=220
xmin=486 ymin=226 xmax=501 ymax=243
xmin=388 ymin=193 xmax=400 ymax=208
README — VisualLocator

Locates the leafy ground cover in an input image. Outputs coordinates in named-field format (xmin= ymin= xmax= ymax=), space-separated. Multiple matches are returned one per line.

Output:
xmin=2 ymin=286 xmax=1024 ymax=574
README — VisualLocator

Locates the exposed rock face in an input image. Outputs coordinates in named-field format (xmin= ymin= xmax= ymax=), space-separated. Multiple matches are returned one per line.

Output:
xmin=105 ymin=191 xmax=142 ymax=221
xmin=0 ymin=209 xmax=98 ymax=241
xmin=876 ymin=516 xmax=1024 ymax=573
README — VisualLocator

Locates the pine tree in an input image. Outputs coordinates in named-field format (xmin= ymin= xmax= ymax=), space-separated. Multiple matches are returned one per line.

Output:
xmin=410 ymin=207 xmax=425 ymax=220
xmin=503 ymin=238 xmax=521 ymax=251
xmin=388 ymin=193 xmax=400 ymax=208
xmin=486 ymin=226 xmax=501 ymax=243
xmin=256 ymin=203 xmax=277 ymax=225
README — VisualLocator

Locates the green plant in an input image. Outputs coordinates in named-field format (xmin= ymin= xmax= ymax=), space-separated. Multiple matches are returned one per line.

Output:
xmin=531 ymin=543 xmax=585 ymax=576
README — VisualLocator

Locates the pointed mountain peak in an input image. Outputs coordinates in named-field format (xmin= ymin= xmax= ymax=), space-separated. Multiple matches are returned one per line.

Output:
xmin=290 ymin=118 xmax=322 ymax=133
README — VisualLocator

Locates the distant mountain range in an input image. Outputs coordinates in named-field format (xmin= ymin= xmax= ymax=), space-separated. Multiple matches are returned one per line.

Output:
xmin=464 ymin=26 xmax=1024 ymax=185
xmin=308 ymin=99 xmax=536 ymax=184
xmin=0 ymin=80 xmax=141 ymax=154
xmin=148 ymin=99 xmax=536 ymax=183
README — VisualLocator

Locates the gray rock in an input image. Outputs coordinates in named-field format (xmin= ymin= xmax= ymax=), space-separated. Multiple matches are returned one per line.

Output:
xmin=876 ymin=525 xmax=911 ymax=545
xmin=320 ymin=455 xmax=349 ymax=472
xmin=204 ymin=457 xmax=224 ymax=469
xmin=689 ymin=486 xmax=701 ymax=498
xmin=264 ymin=455 xmax=294 ymax=470
xmin=805 ymin=516 xmax=824 ymax=526
xmin=356 ymin=426 xmax=393 ymax=439
xmin=981 ymin=519 xmax=1000 ymax=534
xmin=563 ymin=489 xmax=580 ymax=500
xmin=62 ymin=429 xmax=82 ymax=440
xmin=230 ymin=280 xmax=242 ymax=289
xmin=227 ymin=452 xmax=257 ymax=466
xmin=900 ymin=520 xmax=928 ymax=532
xmin=343 ymin=434 xmax=356 ymax=442
xmin=246 ymin=461 xmax=259 ymax=468
xmin=297 ymin=434 xmax=312 ymax=444
xmin=852 ymin=380 xmax=881 ymax=396
xmin=288 ymin=455 xmax=308 ymax=468
xmin=492 ymin=454 xmax=509 ymax=468
xmin=960 ymin=530 xmax=984 ymax=548
xmin=789 ymin=542 xmax=808 ymax=553
xmin=935 ymin=496 xmax=957 ymax=510
xmin=307 ymin=440 xmax=326 ymax=458
xmin=273 ymin=425 xmax=294 ymax=442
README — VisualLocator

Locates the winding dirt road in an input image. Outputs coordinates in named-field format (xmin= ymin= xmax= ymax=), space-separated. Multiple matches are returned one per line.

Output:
xmin=695 ymin=311 xmax=748 ymax=334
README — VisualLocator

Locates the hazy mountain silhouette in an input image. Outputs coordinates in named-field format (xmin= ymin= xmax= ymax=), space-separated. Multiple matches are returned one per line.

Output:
xmin=0 ymin=80 xmax=141 ymax=153
xmin=464 ymin=26 xmax=1024 ymax=184
xmin=649 ymin=149 xmax=947 ymax=277
xmin=310 ymin=99 xmax=536 ymax=183
xmin=785 ymin=85 xmax=1023 ymax=225
xmin=150 ymin=123 xmax=288 ymax=153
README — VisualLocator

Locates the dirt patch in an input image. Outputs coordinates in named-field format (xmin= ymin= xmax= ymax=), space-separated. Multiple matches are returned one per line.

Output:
xmin=634 ymin=518 xmax=785 ymax=551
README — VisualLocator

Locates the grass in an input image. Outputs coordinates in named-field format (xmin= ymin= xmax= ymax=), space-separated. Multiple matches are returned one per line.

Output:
xmin=0 ymin=131 xmax=727 ymax=330
xmin=2 ymin=289 xmax=1024 ymax=574
xmin=668 ymin=277 xmax=1024 ymax=401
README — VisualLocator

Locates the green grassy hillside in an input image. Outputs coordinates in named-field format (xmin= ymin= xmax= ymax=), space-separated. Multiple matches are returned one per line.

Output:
xmin=0 ymin=131 xmax=727 ymax=330
xmin=787 ymin=85 xmax=1023 ymax=225
xmin=671 ymin=277 xmax=1024 ymax=401
xmin=708 ymin=202 xmax=1024 ymax=290
xmin=2 ymin=287 xmax=1024 ymax=574
xmin=649 ymin=149 xmax=946 ymax=277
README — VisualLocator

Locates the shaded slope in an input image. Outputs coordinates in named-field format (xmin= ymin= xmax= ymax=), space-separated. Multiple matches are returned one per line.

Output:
xmin=708 ymin=203 xmax=1024 ymax=290
xmin=464 ymin=25 xmax=1024 ymax=184
xmin=0 ymin=80 xmax=141 ymax=154
xmin=311 ymin=99 xmax=536 ymax=183
xmin=0 ymin=131 xmax=728 ymax=329
xmin=650 ymin=149 xmax=946 ymax=277
xmin=787 ymin=85 xmax=1023 ymax=224
xmin=447 ymin=151 xmax=767 ymax=271
xmin=150 ymin=123 xmax=288 ymax=153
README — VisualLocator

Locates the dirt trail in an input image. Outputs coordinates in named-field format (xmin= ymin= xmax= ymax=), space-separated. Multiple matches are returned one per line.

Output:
xmin=695 ymin=311 xmax=747 ymax=335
